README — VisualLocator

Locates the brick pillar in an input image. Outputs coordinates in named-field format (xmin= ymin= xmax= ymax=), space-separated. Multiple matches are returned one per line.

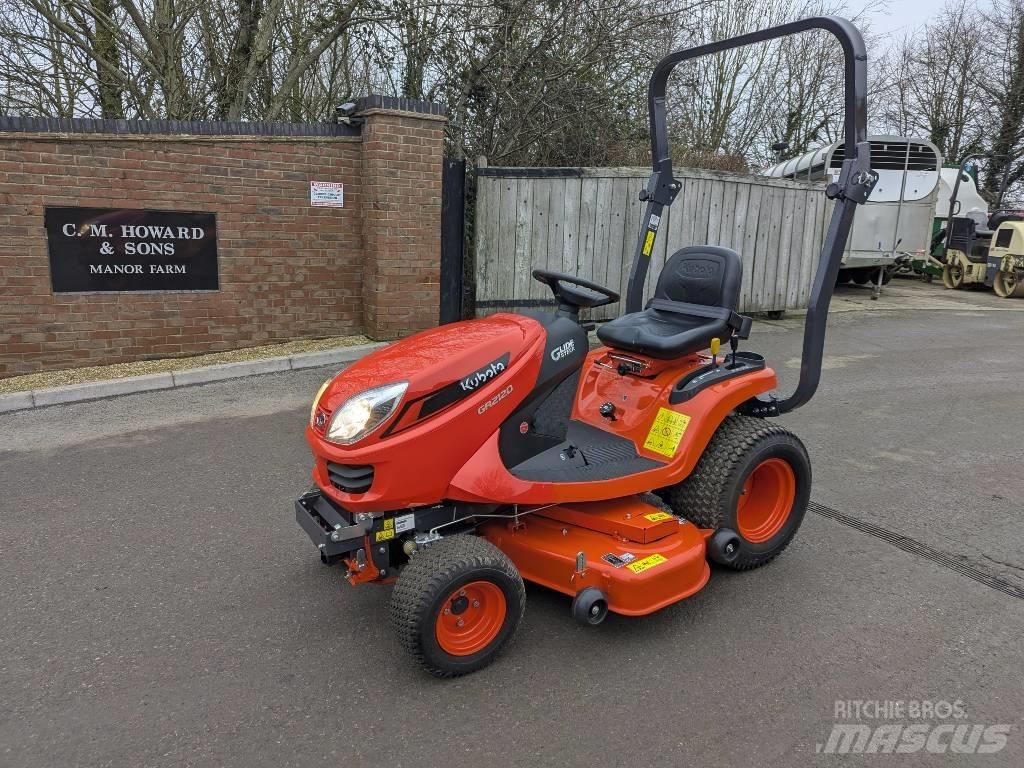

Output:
xmin=357 ymin=96 xmax=447 ymax=340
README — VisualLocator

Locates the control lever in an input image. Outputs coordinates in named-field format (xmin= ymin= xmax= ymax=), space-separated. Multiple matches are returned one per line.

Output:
xmin=709 ymin=338 xmax=721 ymax=369
xmin=729 ymin=334 xmax=739 ymax=367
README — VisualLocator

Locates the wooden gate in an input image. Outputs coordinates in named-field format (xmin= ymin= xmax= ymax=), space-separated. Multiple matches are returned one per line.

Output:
xmin=474 ymin=166 xmax=831 ymax=320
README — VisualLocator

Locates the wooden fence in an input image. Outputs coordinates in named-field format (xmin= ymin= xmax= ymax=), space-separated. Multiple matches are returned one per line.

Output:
xmin=474 ymin=166 xmax=832 ymax=320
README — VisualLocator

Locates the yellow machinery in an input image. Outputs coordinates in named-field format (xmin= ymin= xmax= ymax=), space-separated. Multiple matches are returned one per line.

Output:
xmin=991 ymin=223 xmax=1024 ymax=298
xmin=941 ymin=154 xmax=1024 ymax=298
xmin=943 ymin=214 xmax=1024 ymax=297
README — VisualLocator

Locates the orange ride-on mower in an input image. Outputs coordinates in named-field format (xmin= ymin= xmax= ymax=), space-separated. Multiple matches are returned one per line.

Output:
xmin=294 ymin=16 xmax=878 ymax=677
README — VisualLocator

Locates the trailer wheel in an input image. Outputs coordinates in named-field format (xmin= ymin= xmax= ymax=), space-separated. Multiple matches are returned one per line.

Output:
xmin=667 ymin=415 xmax=811 ymax=570
xmin=389 ymin=534 xmax=525 ymax=677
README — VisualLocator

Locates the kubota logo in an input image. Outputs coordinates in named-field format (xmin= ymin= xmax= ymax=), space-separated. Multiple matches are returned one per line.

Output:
xmin=550 ymin=339 xmax=576 ymax=361
xmin=478 ymin=385 xmax=513 ymax=414
xmin=459 ymin=353 xmax=510 ymax=392
xmin=679 ymin=261 xmax=716 ymax=277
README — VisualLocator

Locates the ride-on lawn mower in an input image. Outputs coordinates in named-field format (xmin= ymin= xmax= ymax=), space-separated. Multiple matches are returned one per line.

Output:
xmin=295 ymin=17 xmax=877 ymax=676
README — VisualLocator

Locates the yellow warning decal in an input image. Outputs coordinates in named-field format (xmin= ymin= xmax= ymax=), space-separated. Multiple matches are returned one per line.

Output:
xmin=641 ymin=230 xmax=655 ymax=257
xmin=375 ymin=518 xmax=395 ymax=542
xmin=643 ymin=407 xmax=691 ymax=458
xmin=627 ymin=553 xmax=668 ymax=574
xmin=644 ymin=511 xmax=673 ymax=522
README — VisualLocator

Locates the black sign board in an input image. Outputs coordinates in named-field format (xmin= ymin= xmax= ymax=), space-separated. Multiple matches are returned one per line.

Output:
xmin=45 ymin=207 xmax=218 ymax=292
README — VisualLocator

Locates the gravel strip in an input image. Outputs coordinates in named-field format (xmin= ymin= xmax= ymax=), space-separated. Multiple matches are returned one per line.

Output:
xmin=0 ymin=335 xmax=370 ymax=394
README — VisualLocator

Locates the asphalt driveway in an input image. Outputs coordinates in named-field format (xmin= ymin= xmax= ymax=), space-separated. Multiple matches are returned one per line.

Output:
xmin=2 ymin=279 xmax=1023 ymax=767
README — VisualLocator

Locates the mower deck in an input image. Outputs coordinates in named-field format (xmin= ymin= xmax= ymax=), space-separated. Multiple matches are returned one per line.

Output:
xmin=481 ymin=497 xmax=709 ymax=616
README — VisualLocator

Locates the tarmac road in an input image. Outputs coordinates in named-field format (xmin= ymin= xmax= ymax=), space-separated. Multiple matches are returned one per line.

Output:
xmin=2 ymin=281 xmax=1023 ymax=767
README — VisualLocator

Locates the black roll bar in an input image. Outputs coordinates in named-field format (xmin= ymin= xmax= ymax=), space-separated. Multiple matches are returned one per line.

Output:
xmin=626 ymin=16 xmax=877 ymax=415
xmin=946 ymin=153 xmax=1011 ymax=228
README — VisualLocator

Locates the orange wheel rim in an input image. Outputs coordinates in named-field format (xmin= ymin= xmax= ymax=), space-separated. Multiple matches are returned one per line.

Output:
xmin=736 ymin=458 xmax=796 ymax=543
xmin=434 ymin=581 xmax=507 ymax=656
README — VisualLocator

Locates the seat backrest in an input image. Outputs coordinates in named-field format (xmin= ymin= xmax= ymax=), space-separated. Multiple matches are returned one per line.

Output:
xmin=948 ymin=216 xmax=977 ymax=252
xmin=653 ymin=246 xmax=742 ymax=310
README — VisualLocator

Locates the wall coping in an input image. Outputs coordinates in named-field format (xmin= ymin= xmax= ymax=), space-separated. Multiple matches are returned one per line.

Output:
xmin=355 ymin=95 xmax=446 ymax=117
xmin=0 ymin=132 xmax=361 ymax=144
xmin=0 ymin=115 xmax=360 ymax=137
xmin=0 ymin=95 xmax=447 ymax=140
xmin=357 ymin=108 xmax=448 ymax=124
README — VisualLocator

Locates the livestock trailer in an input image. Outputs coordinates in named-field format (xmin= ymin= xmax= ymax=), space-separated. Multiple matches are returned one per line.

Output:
xmin=766 ymin=136 xmax=941 ymax=286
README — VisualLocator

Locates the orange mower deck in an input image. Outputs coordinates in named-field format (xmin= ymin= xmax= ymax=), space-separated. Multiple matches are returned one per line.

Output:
xmin=480 ymin=497 xmax=710 ymax=616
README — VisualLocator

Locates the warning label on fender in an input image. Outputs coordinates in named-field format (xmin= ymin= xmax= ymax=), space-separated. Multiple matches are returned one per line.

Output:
xmin=643 ymin=408 xmax=691 ymax=457
xmin=644 ymin=511 xmax=673 ymax=522
xmin=627 ymin=554 xmax=668 ymax=574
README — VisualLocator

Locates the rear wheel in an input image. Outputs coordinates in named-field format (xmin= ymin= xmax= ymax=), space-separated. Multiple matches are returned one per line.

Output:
xmin=943 ymin=263 xmax=964 ymax=289
xmin=666 ymin=415 xmax=811 ymax=570
xmin=390 ymin=535 xmax=525 ymax=677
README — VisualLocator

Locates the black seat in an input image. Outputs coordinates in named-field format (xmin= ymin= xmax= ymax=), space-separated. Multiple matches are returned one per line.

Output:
xmin=948 ymin=217 xmax=992 ymax=263
xmin=597 ymin=245 xmax=748 ymax=360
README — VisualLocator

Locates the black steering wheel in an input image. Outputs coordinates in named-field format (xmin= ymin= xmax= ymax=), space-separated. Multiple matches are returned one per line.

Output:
xmin=531 ymin=269 xmax=620 ymax=311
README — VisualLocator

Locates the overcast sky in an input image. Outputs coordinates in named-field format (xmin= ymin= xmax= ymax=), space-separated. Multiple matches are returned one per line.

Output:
xmin=865 ymin=0 xmax=993 ymax=40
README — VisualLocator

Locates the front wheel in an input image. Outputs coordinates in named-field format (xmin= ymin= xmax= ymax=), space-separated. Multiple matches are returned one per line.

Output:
xmin=389 ymin=535 xmax=525 ymax=677
xmin=994 ymin=269 xmax=1024 ymax=298
xmin=666 ymin=415 xmax=811 ymax=570
xmin=943 ymin=264 xmax=964 ymax=289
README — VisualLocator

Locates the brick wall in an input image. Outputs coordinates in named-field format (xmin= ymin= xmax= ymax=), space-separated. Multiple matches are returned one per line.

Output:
xmin=361 ymin=111 xmax=446 ymax=338
xmin=0 ymin=102 xmax=446 ymax=378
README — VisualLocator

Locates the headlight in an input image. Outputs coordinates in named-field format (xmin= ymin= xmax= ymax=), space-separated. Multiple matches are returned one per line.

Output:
xmin=326 ymin=381 xmax=408 ymax=444
xmin=310 ymin=379 xmax=331 ymax=425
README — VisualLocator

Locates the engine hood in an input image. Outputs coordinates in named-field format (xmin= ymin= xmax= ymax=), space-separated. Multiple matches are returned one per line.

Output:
xmin=315 ymin=313 xmax=544 ymax=437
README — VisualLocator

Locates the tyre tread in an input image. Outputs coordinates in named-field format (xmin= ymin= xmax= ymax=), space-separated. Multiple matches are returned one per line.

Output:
xmin=668 ymin=414 xmax=806 ymax=570
xmin=389 ymin=534 xmax=524 ymax=677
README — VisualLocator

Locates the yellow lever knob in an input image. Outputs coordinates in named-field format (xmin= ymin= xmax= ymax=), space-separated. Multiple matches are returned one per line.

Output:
xmin=710 ymin=337 xmax=721 ymax=357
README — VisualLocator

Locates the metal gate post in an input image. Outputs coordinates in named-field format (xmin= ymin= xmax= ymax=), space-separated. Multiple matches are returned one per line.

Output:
xmin=440 ymin=158 xmax=467 ymax=324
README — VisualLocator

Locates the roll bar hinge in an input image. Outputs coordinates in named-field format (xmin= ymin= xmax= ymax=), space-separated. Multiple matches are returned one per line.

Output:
xmin=738 ymin=396 xmax=780 ymax=418
xmin=825 ymin=143 xmax=878 ymax=204
xmin=638 ymin=171 xmax=681 ymax=205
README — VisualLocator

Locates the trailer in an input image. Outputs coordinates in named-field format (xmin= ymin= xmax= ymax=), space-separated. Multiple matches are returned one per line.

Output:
xmin=765 ymin=136 xmax=941 ymax=293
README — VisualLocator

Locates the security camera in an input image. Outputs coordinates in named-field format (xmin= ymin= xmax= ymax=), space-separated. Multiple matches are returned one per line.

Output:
xmin=335 ymin=102 xmax=363 ymax=127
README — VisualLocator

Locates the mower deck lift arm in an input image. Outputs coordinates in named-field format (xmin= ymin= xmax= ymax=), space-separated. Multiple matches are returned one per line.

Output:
xmin=625 ymin=15 xmax=877 ymax=415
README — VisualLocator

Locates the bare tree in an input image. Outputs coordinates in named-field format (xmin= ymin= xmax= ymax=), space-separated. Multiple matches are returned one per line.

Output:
xmin=978 ymin=0 xmax=1024 ymax=201
xmin=2 ymin=0 xmax=1016 ymax=182
xmin=876 ymin=0 xmax=987 ymax=162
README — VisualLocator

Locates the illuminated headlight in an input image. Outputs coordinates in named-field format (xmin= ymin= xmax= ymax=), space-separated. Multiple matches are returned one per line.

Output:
xmin=326 ymin=381 xmax=408 ymax=444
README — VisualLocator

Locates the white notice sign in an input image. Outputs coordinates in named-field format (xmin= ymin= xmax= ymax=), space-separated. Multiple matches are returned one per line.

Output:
xmin=310 ymin=181 xmax=344 ymax=207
